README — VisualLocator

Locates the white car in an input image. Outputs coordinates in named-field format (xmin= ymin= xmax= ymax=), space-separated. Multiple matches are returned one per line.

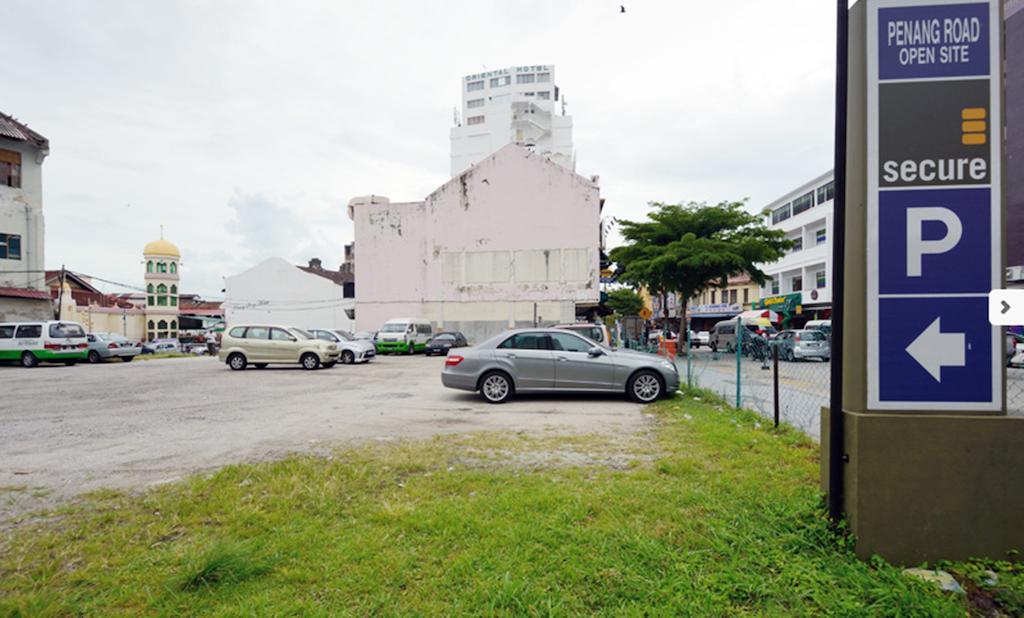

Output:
xmin=309 ymin=329 xmax=376 ymax=364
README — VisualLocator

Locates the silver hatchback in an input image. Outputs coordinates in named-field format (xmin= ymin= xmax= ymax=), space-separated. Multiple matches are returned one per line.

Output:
xmin=441 ymin=328 xmax=680 ymax=404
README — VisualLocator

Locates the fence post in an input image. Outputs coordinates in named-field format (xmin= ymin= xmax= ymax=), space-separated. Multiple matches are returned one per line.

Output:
xmin=735 ymin=318 xmax=743 ymax=408
xmin=686 ymin=328 xmax=693 ymax=389
xmin=773 ymin=343 xmax=780 ymax=429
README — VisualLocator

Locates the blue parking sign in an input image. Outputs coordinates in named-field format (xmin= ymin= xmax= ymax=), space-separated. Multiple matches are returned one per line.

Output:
xmin=867 ymin=0 xmax=1002 ymax=412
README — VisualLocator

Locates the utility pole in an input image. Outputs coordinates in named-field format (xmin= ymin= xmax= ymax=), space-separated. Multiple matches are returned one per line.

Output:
xmin=56 ymin=264 xmax=66 ymax=320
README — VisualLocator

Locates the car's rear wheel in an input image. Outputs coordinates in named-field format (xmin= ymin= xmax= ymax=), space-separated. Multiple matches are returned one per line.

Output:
xmin=628 ymin=370 xmax=663 ymax=403
xmin=301 ymin=353 xmax=321 ymax=370
xmin=341 ymin=350 xmax=355 ymax=364
xmin=87 ymin=350 xmax=102 ymax=364
xmin=479 ymin=371 xmax=513 ymax=404
xmin=323 ymin=361 xmax=337 ymax=368
xmin=21 ymin=352 xmax=38 ymax=368
xmin=228 ymin=353 xmax=247 ymax=371
xmin=254 ymin=363 xmax=268 ymax=369
xmin=122 ymin=355 xmax=134 ymax=363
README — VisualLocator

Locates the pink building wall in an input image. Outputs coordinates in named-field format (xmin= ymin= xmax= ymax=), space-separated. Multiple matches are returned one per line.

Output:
xmin=349 ymin=144 xmax=601 ymax=341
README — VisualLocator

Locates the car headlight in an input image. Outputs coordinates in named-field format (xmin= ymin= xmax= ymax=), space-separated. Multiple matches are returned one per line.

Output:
xmin=660 ymin=360 xmax=677 ymax=372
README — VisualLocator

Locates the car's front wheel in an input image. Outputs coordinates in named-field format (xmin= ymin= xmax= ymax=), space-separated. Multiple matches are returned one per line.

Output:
xmin=341 ymin=350 xmax=355 ymax=364
xmin=121 ymin=355 xmax=134 ymax=363
xmin=301 ymin=353 xmax=321 ymax=370
xmin=227 ymin=353 xmax=247 ymax=371
xmin=21 ymin=352 xmax=39 ymax=368
xmin=628 ymin=370 xmax=663 ymax=403
xmin=87 ymin=350 xmax=102 ymax=364
xmin=479 ymin=371 xmax=513 ymax=404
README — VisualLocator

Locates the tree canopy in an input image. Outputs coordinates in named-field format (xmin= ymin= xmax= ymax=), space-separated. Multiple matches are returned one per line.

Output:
xmin=609 ymin=201 xmax=791 ymax=321
xmin=606 ymin=287 xmax=645 ymax=317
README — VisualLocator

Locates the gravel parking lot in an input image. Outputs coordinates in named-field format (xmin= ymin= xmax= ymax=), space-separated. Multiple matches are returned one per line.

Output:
xmin=0 ymin=355 xmax=652 ymax=521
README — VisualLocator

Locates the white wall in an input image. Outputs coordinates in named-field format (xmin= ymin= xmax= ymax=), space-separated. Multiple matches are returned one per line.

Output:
xmin=223 ymin=257 xmax=354 ymax=331
xmin=351 ymin=144 xmax=600 ymax=342
xmin=0 ymin=140 xmax=45 ymax=292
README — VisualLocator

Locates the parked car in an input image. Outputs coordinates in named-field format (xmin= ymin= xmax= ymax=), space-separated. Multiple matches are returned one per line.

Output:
xmin=85 ymin=332 xmax=141 ymax=363
xmin=1007 ymin=332 xmax=1024 ymax=368
xmin=804 ymin=319 xmax=832 ymax=340
xmin=774 ymin=329 xmax=830 ymax=361
xmin=218 ymin=325 xmax=340 ymax=370
xmin=375 ymin=318 xmax=433 ymax=354
xmin=309 ymin=328 xmax=376 ymax=364
xmin=424 ymin=331 xmax=468 ymax=356
xmin=141 ymin=340 xmax=181 ymax=354
xmin=352 ymin=331 xmax=376 ymax=342
xmin=0 ymin=321 xmax=88 ymax=367
xmin=554 ymin=323 xmax=613 ymax=347
xmin=709 ymin=320 xmax=777 ymax=353
xmin=441 ymin=328 xmax=680 ymax=404
xmin=685 ymin=330 xmax=710 ymax=349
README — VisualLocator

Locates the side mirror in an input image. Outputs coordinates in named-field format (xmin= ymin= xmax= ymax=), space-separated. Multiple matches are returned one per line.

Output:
xmin=588 ymin=346 xmax=605 ymax=357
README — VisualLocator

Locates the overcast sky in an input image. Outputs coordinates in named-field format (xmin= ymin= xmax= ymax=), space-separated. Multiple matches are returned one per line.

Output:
xmin=4 ymin=0 xmax=837 ymax=298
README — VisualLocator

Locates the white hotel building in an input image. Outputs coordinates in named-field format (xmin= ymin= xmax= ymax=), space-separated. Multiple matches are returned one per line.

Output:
xmin=449 ymin=64 xmax=574 ymax=176
xmin=758 ymin=170 xmax=836 ymax=323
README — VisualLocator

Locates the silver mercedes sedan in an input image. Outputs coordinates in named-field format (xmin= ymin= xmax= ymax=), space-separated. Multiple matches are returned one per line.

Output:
xmin=441 ymin=328 xmax=680 ymax=404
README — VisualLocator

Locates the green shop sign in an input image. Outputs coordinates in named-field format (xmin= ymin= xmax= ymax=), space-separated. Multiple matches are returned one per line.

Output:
xmin=753 ymin=293 xmax=802 ymax=314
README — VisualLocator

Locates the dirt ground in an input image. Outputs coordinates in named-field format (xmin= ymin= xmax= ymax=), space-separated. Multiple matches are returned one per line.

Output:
xmin=0 ymin=355 xmax=653 ymax=522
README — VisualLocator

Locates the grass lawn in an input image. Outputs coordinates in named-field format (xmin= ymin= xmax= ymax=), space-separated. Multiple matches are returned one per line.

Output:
xmin=1 ymin=391 xmax=1021 ymax=616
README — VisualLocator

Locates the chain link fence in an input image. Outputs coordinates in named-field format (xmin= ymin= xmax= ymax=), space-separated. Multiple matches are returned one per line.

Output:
xmin=675 ymin=331 xmax=1024 ymax=440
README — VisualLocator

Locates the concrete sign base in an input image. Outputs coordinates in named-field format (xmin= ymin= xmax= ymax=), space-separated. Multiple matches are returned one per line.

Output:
xmin=822 ymin=409 xmax=1024 ymax=565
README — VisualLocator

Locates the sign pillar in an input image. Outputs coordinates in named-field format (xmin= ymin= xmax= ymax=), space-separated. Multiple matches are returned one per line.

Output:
xmin=824 ymin=0 xmax=1024 ymax=565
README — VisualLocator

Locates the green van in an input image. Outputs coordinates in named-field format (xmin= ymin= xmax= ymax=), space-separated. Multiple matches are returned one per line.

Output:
xmin=0 ymin=321 xmax=89 ymax=367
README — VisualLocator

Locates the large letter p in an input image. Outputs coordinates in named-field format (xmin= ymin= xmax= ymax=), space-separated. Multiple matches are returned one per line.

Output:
xmin=906 ymin=207 xmax=963 ymax=277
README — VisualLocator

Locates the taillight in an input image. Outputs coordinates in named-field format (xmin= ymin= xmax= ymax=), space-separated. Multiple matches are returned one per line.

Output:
xmin=445 ymin=355 xmax=464 ymax=367
xmin=44 ymin=343 xmax=61 ymax=350
xmin=108 ymin=343 xmax=119 ymax=349
xmin=795 ymin=334 xmax=801 ymax=342
xmin=78 ymin=343 xmax=88 ymax=349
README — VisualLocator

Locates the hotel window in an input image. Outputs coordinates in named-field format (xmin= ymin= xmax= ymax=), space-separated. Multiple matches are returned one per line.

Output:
xmin=146 ymin=260 xmax=154 ymax=273
xmin=467 ymin=115 xmax=485 ymax=126
xmin=815 ymin=228 xmax=827 ymax=245
xmin=791 ymin=191 xmax=814 ymax=216
xmin=816 ymin=270 xmax=827 ymax=288
xmin=516 ymin=73 xmax=535 ymax=84
xmin=710 ymin=290 xmax=716 ymax=304
xmin=0 ymin=233 xmax=21 ymax=260
xmin=489 ymin=76 xmax=510 ymax=87
xmin=771 ymin=203 xmax=791 ymax=224
xmin=467 ymin=98 xmax=484 ymax=109
xmin=157 ymin=262 xmax=167 ymax=273
xmin=729 ymin=289 xmax=738 ymax=304
xmin=169 ymin=262 xmax=177 ymax=274
xmin=0 ymin=150 xmax=21 ymax=188
xmin=466 ymin=80 xmax=484 ymax=92
xmin=816 ymin=181 xmax=835 ymax=204
xmin=791 ymin=276 xmax=803 ymax=292
xmin=537 ymin=91 xmax=551 ymax=100
xmin=771 ymin=279 xmax=780 ymax=294
xmin=536 ymin=72 xmax=551 ymax=83
xmin=789 ymin=236 xmax=803 ymax=253
xmin=743 ymin=289 xmax=749 ymax=304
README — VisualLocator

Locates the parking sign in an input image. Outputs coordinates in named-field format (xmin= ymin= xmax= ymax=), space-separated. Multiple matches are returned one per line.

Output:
xmin=866 ymin=0 xmax=1002 ymax=411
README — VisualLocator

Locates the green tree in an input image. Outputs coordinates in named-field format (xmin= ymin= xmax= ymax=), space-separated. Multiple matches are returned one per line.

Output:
xmin=606 ymin=287 xmax=645 ymax=317
xmin=609 ymin=200 xmax=791 ymax=349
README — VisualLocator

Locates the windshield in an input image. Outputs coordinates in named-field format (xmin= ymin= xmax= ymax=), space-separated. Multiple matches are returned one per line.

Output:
xmin=432 ymin=334 xmax=456 ymax=342
xmin=381 ymin=323 xmax=406 ymax=333
xmin=332 ymin=331 xmax=353 ymax=341
xmin=291 ymin=328 xmax=313 ymax=340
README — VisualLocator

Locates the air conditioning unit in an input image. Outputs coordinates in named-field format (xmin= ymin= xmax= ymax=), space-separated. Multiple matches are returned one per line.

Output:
xmin=1008 ymin=265 xmax=1024 ymax=283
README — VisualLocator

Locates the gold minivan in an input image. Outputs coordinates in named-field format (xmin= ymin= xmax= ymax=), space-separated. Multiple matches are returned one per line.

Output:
xmin=218 ymin=325 xmax=340 ymax=370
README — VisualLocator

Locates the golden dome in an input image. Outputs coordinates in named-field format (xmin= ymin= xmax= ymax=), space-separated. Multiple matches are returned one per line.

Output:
xmin=143 ymin=238 xmax=180 ymax=257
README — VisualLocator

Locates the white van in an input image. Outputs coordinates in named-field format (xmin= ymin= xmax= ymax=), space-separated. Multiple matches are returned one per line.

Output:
xmin=0 ymin=321 xmax=89 ymax=367
xmin=374 ymin=318 xmax=433 ymax=354
xmin=804 ymin=320 xmax=832 ymax=338
xmin=709 ymin=319 xmax=777 ymax=353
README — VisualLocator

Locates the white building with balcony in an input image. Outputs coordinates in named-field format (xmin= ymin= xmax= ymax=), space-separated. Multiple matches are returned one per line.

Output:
xmin=757 ymin=170 xmax=835 ymax=325
xmin=450 ymin=64 xmax=574 ymax=176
